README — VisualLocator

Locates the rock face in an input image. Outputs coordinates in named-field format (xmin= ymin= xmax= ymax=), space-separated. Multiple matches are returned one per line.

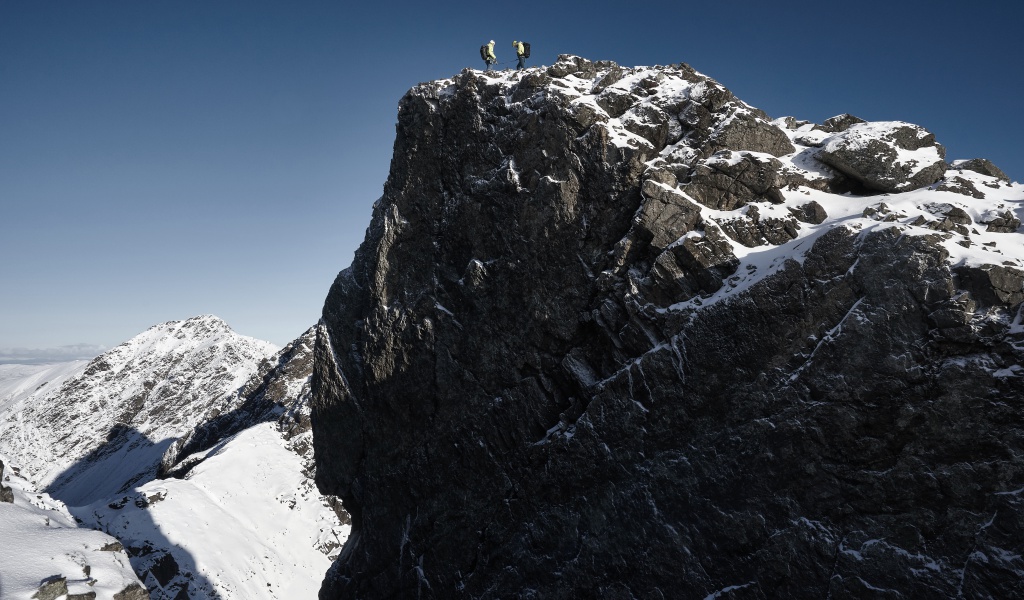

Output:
xmin=312 ymin=56 xmax=1024 ymax=599
xmin=0 ymin=458 xmax=13 ymax=503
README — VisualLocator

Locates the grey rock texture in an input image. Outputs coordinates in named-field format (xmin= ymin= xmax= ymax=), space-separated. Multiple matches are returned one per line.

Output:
xmin=937 ymin=175 xmax=986 ymax=199
xmin=113 ymin=583 xmax=150 ymax=600
xmin=0 ymin=458 xmax=13 ymax=503
xmin=819 ymin=122 xmax=948 ymax=193
xmin=312 ymin=56 xmax=1024 ymax=599
xmin=954 ymin=158 xmax=1011 ymax=182
xmin=819 ymin=113 xmax=866 ymax=133
xmin=981 ymin=209 xmax=1021 ymax=233
xmin=789 ymin=200 xmax=828 ymax=225
xmin=32 ymin=576 xmax=67 ymax=600
xmin=717 ymin=205 xmax=800 ymax=248
xmin=684 ymin=151 xmax=804 ymax=210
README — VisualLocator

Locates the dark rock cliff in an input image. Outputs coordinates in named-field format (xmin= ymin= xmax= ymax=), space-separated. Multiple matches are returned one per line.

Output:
xmin=312 ymin=56 xmax=1024 ymax=598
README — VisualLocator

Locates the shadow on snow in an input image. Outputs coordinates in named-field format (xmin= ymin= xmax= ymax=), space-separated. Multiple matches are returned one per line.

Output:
xmin=45 ymin=425 xmax=221 ymax=600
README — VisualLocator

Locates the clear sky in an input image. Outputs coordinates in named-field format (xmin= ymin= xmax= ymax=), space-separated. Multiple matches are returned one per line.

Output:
xmin=2 ymin=0 xmax=1021 ymax=361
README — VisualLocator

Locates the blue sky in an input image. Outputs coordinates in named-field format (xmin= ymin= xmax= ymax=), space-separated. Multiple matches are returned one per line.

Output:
xmin=2 ymin=1 xmax=1021 ymax=360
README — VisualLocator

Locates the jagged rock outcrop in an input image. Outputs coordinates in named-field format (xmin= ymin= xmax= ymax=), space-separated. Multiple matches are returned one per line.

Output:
xmin=982 ymin=209 xmax=1022 ymax=233
xmin=32 ymin=576 xmax=68 ymax=600
xmin=113 ymin=584 xmax=150 ymax=600
xmin=818 ymin=121 xmax=948 ymax=193
xmin=0 ymin=458 xmax=13 ymax=503
xmin=685 ymin=151 xmax=799 ymax=209
xmin=818 ymin=113 xmax=866 ymax=133
xmin=312 ymin=55 xmax=1024 ymax=599
xmin=954 ymin=158 xmax=1011 ymax=182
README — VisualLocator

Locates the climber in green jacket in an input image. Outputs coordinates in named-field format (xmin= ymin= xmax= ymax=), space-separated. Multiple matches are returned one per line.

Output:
xmin=484 ymin=40 xmax=496 ymax=70
xmin=513 ymin=40 xmax=526 ymax=70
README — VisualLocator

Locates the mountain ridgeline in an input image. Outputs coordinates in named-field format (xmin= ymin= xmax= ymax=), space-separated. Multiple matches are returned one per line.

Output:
xmin=311 ymin=56 xmax=1024 ymax=598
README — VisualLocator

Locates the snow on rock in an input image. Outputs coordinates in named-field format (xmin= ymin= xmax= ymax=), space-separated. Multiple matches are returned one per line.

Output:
xmin=952 ymin=158 xmax=1011 ymax=182
xmin=0 ymin=360 xmax=89 ymax=416
xmin=817 ymin=121 xmax=947 ymax=192
xmin=445 ymin=57 xmax=1020 ymax=308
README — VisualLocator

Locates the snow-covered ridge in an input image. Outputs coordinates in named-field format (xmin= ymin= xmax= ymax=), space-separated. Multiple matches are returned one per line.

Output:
xmin=674 ymin=143 xmax=1022 ymax=315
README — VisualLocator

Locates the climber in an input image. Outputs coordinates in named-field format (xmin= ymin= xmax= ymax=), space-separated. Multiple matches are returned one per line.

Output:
xmin=513 ymin=40 xmax=526 ymax=70
xmin=482 ymin=40 xmax=496 ymax=71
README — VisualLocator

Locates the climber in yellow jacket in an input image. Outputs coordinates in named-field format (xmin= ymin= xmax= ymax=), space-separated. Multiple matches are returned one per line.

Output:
xmin=484 ymin=40 xmax=496 ymax=70
xmin=513 ymin=40 xmax=526 ymax=70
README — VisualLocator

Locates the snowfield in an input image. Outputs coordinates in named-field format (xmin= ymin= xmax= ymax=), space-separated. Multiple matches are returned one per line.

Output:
xmin=80 ymin=422 xmax=347 ymax=599
xmin=0 ymin=452 xmax=145 ymax=599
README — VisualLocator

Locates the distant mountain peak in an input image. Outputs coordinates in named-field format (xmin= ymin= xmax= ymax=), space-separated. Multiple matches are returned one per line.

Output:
xmin=0 ymin=314 xmax=277 ymax=503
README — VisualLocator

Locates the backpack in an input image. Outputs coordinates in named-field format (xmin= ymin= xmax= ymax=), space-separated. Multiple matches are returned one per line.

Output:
xmin=522 ymin=42 xmax=531 ymax=58
xmin=480 ymin=44 xmax=488 ymax=61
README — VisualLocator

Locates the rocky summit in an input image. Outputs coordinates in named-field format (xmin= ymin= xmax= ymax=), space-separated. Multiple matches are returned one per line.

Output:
xmin=311 ymin=55 xmax=1024 ymax=599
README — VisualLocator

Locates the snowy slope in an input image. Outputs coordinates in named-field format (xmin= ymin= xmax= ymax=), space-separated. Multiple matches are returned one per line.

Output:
xmin=80 ymin=423 xmax=347 ymax=600
xmin=72 ymin=326 xmax=349 ymax=600
xmin=0 ymin=360 xmax=89 ymax=416
xmin=0 ymin=453 xmax=147 ymax=600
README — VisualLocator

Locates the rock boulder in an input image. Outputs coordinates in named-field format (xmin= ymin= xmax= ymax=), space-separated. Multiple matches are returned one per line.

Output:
xmin=953 ymin=158 xmax=1010 ymax=182
xmin=818 ymin=121 xmax=947 ymax=192
xmin=0 ymin=458 xmax=12 ymax=503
